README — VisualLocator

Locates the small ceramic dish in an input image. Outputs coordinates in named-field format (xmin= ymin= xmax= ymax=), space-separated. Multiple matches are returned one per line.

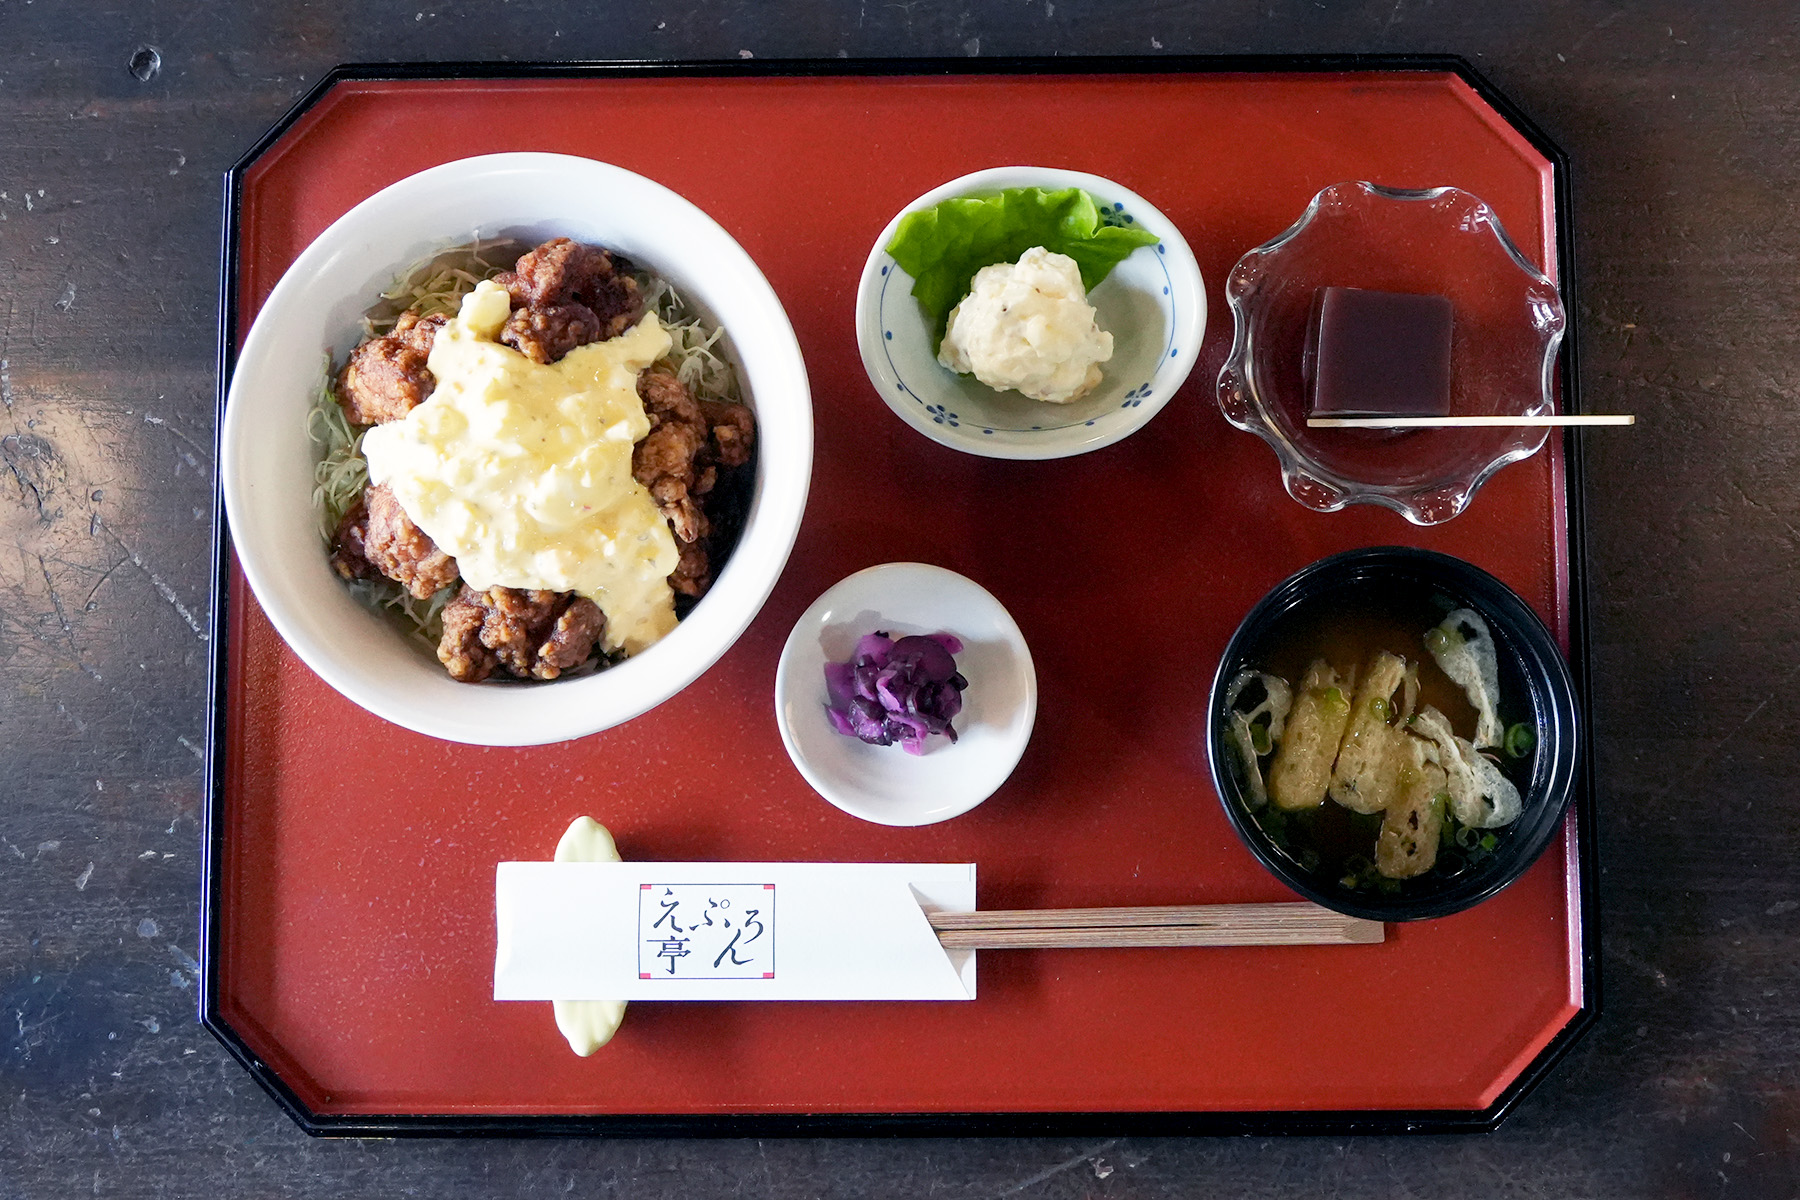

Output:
xmin=775 ymin=563 xmax=1037 ymax=826
xmin=1206 ymin=547 xmax=1580 ymax=922
xmin=855 ymin=167 xmax=1205 ymax=460
xmin=1217 ymin=181 xmax=1566 ymax=524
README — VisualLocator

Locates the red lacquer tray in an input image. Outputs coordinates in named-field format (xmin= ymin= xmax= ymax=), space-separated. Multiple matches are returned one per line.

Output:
xmin=202 ymin=57 xmax=1597 ymax=1136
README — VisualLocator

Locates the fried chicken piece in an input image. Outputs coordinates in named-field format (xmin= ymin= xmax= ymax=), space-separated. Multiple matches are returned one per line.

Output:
xmin=499 ymin=300 xmax=604 ymax=364
xmin=497 ymin=237 xmax=643 ymax=340
xmin=668 ymin=537 xmax=711 ymax=599
xmin=350 ymin=482 xmax=459 ymax=600
xmin=633 ymin=366 xmax=711 ymax=543
xmin=631 ymin=366 xmax=760 ymax=599
xmin=584 ymin=274 xmax=645 ymax=342
xmin=328 ymin=484 xmax=457 ymax=599
xmin=328 ymin=494 xmax=378 ymax=582
xmin=336 ymin=311 xmax=447 ymax=425
xmin=436 ymin=593 xmax=497 ymax=682
xmin=436 ymin=585 xmax=606 ymax=683
xmin=700 ymin=397 xmax=756 ymax=469
xmin=496 ymin=238 xmax=607 ymax=305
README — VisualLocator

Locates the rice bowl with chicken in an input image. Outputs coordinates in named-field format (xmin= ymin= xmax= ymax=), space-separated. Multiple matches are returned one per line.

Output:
xmin=220 ymin=153 xmax=812 ymax=745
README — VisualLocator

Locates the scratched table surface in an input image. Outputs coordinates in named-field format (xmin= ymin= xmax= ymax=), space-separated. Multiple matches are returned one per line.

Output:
xmin=1 ymin=3 xmax=1796 ymax=1197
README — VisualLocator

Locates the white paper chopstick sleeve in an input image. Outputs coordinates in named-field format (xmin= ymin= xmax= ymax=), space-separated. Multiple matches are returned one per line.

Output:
xmin=494 ymin=861 xmax=977 ymax=1001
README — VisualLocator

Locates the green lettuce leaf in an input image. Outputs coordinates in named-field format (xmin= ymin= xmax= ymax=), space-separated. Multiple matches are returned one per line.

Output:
xmin=885 ymin=187 xmax=1160 ymax=346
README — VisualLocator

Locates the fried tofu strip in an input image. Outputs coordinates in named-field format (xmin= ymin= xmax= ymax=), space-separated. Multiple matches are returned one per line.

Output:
xmin=1328 ymin=651 xmax=1410 ymax=814
xmin=1377 ymin=746 xmax=1448 ymax=879
xmin=1268 ymin=659 xmax=1352 ymax=811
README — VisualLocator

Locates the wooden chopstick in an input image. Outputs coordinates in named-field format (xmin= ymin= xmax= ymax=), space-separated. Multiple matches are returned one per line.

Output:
xmin=927 ymin=903 xmax=1382 ymax=949
xmin=1306 ymin=415 xmax=1634 ymax=428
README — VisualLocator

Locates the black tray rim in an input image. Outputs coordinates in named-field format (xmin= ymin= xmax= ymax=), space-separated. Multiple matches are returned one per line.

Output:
xmin=200 ymin=52 xmax=1600 ymax=1139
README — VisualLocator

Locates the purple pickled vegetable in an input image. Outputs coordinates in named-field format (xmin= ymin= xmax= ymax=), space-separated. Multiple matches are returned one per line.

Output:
xmin=823 ymin=661 xmax=857 ymax=710
xmin=822 ymin=630 xmax=967 ymax=754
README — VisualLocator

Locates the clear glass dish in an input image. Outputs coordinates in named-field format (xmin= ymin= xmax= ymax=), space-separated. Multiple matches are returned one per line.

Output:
xmin=1216 ymin=182 xmax=1566 ymax=525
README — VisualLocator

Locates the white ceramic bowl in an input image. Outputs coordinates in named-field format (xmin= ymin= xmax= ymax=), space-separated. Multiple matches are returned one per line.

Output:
xmin=855 ymin=167 xmax=1205 ymax=460
xmin=774 ymin=563 xmax=1037 ymax=826
xmin=220 ymin=153 xmax=813 ymax=746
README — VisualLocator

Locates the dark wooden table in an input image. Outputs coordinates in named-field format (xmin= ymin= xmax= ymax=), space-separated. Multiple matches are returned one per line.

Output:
xmin=3 ymin=3 xmax=1795 ymax=1196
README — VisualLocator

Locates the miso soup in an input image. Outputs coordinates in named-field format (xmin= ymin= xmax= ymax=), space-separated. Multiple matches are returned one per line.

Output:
xmin=1224 ymin=583 xmax=1538 ymax=895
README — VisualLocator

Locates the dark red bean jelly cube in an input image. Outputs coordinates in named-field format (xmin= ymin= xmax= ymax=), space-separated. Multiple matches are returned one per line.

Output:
xmin=1306 ymin=287 xmax=1454 ymax=417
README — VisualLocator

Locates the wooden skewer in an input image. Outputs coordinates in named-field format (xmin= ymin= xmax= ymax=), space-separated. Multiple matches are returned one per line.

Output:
xmin=927 ymin=903 xmax=1383 ymax=950
xmin=1306 ymin=415 xmax=1634 ymax=428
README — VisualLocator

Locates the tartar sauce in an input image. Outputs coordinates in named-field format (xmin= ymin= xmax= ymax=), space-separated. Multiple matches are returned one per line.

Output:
xmin=361 ymin=280 xmax=678 ymax=654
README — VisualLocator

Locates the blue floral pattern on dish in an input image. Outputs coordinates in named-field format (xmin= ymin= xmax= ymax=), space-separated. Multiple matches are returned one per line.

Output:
xmin=1098 ymin=201 xmax=1137 ymax=229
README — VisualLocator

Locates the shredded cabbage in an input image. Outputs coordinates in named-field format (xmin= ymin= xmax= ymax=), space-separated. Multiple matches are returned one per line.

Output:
xmin=360 ymin=238 xmax=523 ymax=338
xmin=638 ymin=275 xmax=743 ymax=406
xmin=306 ymin=360 xmax=367 ymax=536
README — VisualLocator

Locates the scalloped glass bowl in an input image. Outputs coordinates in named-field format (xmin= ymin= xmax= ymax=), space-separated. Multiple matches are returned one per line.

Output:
xmin=1217 ymin=182 xmax=1565 ymax=525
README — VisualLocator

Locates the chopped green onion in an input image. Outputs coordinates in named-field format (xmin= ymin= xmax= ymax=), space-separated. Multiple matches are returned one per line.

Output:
xmin=1249 ymin=723 xmax=1272 ymax=756
xmin=1423 ymin=627 xmax=1454 ymax=655
xmin=1320 ymin=685 xmax=1349 ymax=715
xmin=1480 ymin=833 xmax=1498 ymax=851
xmin=1504 ymin=722 xmax=1536 ymax=758
xmin=1370 ymin=696 xmax=1390 ymax=722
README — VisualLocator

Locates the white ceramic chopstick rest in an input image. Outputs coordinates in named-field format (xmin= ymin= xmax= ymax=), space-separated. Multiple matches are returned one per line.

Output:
xmin=549 ymin=817 xmax=629 ymax=1057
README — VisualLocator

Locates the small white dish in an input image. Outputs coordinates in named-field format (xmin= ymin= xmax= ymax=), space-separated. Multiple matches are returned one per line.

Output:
xmin=855 ymin=166 xmax=1206 ymax=460
xmin=775 ymin=563 xmax=1037 ymax=827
